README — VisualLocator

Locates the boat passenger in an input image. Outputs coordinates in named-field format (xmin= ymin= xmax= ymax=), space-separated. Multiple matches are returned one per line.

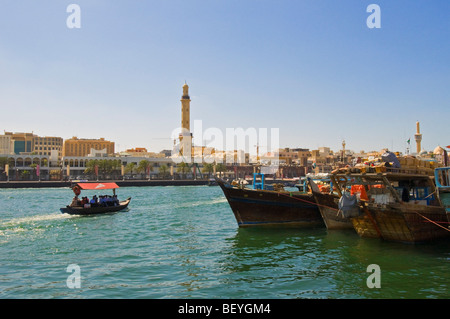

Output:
xmin=89 ymin=195 xmax=98 ymax=207
xmin=99 ymin=195 xmax=108 ymax=207
xmin=70 ymin=196 xmax=79 ymax=207
xmin=105 ymin=196 xmax=113 ymax=206
xmin=81 ymin=197 xmax=89 ymax=205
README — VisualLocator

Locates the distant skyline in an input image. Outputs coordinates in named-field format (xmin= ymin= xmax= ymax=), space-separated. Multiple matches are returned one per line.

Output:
xmin=1 ymin=1 xmax=449 ymax=154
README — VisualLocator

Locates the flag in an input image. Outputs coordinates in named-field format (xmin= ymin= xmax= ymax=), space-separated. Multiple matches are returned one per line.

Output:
xmin=407 ymin=138 xmax=410 ymax=144
xmin=36 ymin=164 xmax=40 ymax=177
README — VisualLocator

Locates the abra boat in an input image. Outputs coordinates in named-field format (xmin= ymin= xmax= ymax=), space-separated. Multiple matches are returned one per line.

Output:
xmin=340 ymin=172 xmax=450 ymax=243
xmin=60 ymin=182 xmax=131 ymax=215
xmin=216 ymin=174 xmax=323 ymax=227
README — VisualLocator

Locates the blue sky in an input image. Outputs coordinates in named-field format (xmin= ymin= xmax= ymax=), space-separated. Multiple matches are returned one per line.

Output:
xmin=0 ymin=1 xmax=449 ymax=154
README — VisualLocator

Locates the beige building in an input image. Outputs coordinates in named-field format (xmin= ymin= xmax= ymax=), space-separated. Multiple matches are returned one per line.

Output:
xmin=120 ymin=147 xmax=166 ymax=158
xmin=279 ymin=148 xmax=311 ymax=166
xmin=0 ymin=135 xmax=11 ymax=154
xmin=63 ymin=137 xmax=115 ymax=157
xmin=4 ymin=132 xmax=35 ymax=154
xmin=33 ymin=136 xmax=63 ymax=158
xmin=1 ymin=132 xmax=63 ymax=159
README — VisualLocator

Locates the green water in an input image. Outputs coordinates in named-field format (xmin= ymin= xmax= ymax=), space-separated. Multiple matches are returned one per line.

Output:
xmin=0 ymin=186 xmax=448 ymax=299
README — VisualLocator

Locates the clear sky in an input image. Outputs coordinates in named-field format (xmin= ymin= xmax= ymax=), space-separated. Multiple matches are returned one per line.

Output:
xmin=1 ymin=1 xmax=449 ymax=154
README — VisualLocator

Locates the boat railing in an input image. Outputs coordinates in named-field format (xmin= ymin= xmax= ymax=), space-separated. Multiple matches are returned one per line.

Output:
xmin=435 ymin=167 xmax=450 ymax=188
xmin=252 ymin=173 xmax=265 ymax=190
xmin=434 ymin=167 xmax=450 ymax=211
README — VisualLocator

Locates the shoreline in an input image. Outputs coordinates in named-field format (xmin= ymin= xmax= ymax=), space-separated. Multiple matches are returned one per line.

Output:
xmin=0 ymin=180 xmax=211 ymax=189
xmin=0 ymin=178 xmax=299 ymax=189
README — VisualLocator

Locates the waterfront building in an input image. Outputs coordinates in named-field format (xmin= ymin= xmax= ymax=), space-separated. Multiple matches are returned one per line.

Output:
xmin=278 ymin=148 xmax=311 ymax=166
xmin=32 ymin=135 xmax=63 ymax=158
xmin=63 ymin=137 xmax=115 ymax=157
xmin=0 ymin=135 xmax=11 ymax=154
xmin=120 ymin=148 xmax=166 ymax=158
xmin=4 ymin=132 xmax=35 ymax=154
xmin=1 ymin=132 xmax=63 ymax=159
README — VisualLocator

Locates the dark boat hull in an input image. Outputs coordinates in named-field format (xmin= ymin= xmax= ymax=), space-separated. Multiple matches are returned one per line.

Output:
xmin=216 ymin=178 xmax=323 ymax=227
xmin=60 ymin=198 xmax=131 ymax=215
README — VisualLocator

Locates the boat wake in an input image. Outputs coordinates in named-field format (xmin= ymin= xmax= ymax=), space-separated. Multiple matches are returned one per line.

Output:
xmin=2 ymin=213 xmax=74 ymax=227
xmin=183 ymin=197 xmax=227 ymax=208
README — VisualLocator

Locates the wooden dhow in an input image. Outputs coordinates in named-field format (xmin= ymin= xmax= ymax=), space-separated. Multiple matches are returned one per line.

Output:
xmin=308 ymin=177 xmax=353 ymax=230
xmin=215 ymin=175 xmax=323 ymax=227
xmin=330 ymin=171 xmax=450 ymax=243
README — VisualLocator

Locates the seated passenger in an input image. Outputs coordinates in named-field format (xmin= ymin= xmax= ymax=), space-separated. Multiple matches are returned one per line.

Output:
xmin=113 ymin=195 xmax=119 ymax=205
xmin=106 ymin=196 xmax=113 ymax=206
xmin=99 ymin=196 xmax=107 ymax=207
xmin=70 ymin=196 xmax=79 ymax=207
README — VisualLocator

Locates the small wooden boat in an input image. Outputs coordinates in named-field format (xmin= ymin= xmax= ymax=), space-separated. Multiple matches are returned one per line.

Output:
xmin=215 ymin=175 xmax=323 ymax=227
xmin=60 ymin=182 xmax=131 ymax=215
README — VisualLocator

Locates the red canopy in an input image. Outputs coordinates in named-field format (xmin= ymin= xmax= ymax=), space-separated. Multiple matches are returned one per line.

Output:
xmin=76 ymin=183 xmax=119 ymax=190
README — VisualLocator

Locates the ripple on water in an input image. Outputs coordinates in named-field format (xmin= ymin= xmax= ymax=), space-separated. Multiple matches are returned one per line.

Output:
xmin=0 ymin=186 xmax=449 ymax=298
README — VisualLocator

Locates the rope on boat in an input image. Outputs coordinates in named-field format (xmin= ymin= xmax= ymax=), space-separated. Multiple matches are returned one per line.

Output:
xmin=422 ymin=190 xmax=437 ymax=200
xmin=414 ymin=212 xmax=450 ymax=232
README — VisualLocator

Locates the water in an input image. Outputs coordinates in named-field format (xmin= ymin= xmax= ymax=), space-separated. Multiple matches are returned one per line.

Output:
xmin=0 ymin=186 xmax=449 ymax=299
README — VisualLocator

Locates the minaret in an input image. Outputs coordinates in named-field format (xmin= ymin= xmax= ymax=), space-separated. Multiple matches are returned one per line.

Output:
xmin=179 ymin=83 xmax=192 ymax=158
xmin=181 ymin=82 xmax=190 ymax=133
xmin=414 ymin=121 xmax=422 ymax=154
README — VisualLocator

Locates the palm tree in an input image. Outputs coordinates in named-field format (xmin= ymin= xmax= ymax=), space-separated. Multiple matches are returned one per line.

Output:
xmin=137 ymin=160 xmax=153 ymax=179
xmin=202 ymin=163 xmax=214 ymax=179
xmin=110 ymin=159 xmax=122 ymax=178
xmin=98 ymin=159 xmax=112 ymax=176
xmin=125 ymin=162 xmax=137 ymax=177
xmin=158 ymin=164 xmax=169 ymax=179
xmin=84 ymin=159 xmax=99 ymax=176
xmin=176 ymin=162 xmax=191 ymax=179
